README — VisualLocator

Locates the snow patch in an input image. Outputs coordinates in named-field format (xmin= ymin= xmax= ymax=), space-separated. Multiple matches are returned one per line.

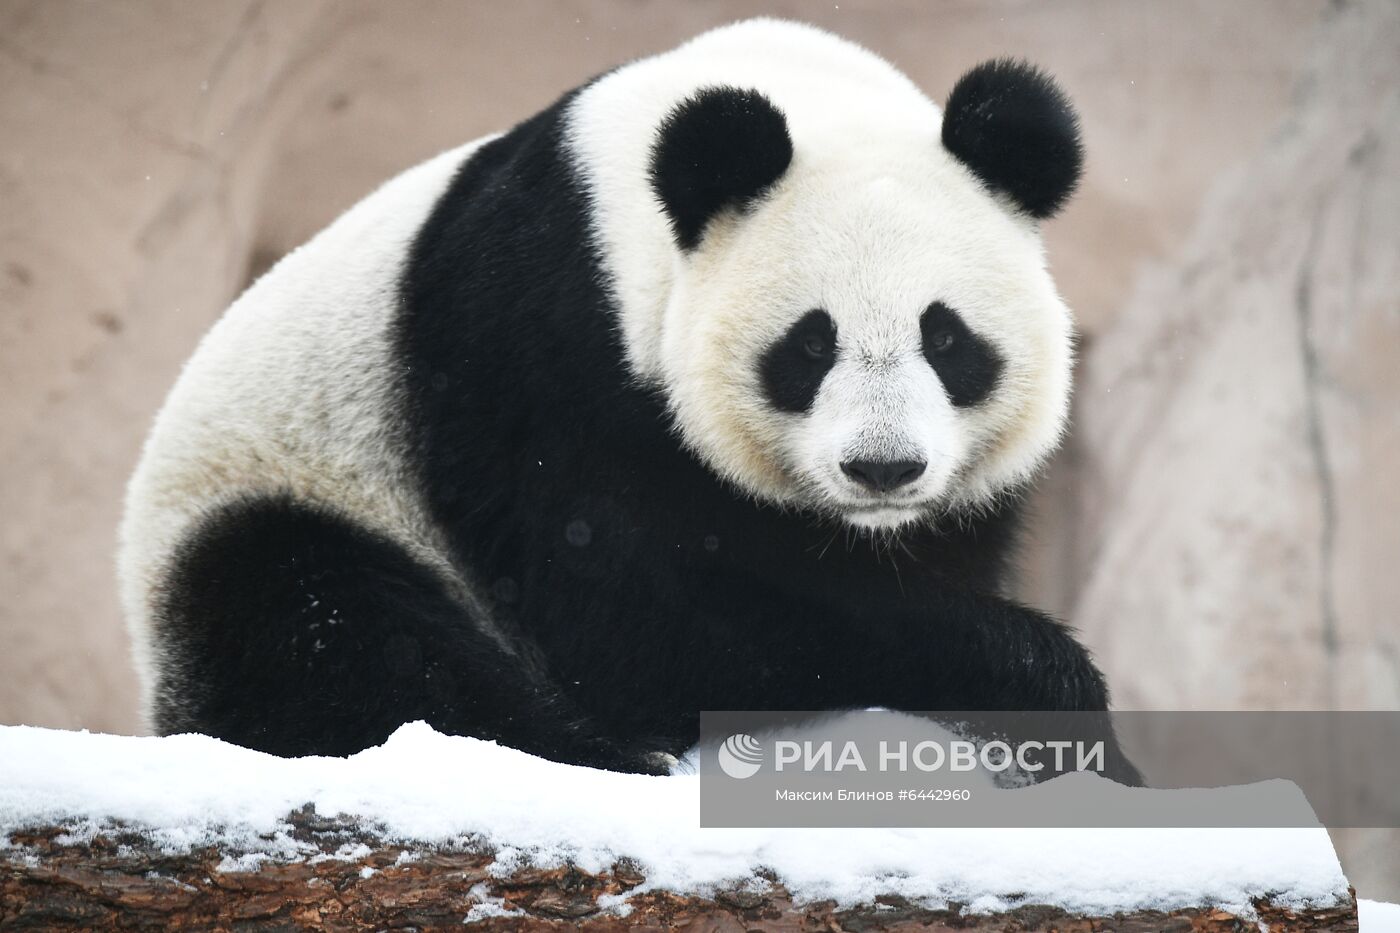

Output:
xmin=308 ymin=841 xmax=373 ymax=865
xmin=1361 ymin=899 xmax=1400 ymax=932
xmin=462 ymin=882 xmax=524 ymax=924
xmin=0 ymin=721 xmax=1352 ymax=916
xmin=215 ymin=852 xmax=272 ymax=874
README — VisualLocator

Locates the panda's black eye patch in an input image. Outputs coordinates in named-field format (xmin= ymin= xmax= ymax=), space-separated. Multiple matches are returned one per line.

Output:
xmin=921 ymin=301 xmax=1003 ymax=407
xmin=760 ymin=310 xmax=838 ymax=413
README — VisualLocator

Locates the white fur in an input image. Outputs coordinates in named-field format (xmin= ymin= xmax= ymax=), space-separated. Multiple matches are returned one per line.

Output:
xmin=568 ymin=19 xmax=1075 ymax=525
xmin=118 ymin=140 xmax=494 ymax=725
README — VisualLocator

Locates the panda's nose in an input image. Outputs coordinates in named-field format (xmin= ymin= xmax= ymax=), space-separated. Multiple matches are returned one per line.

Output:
xmin=840 ymin=458 xmax=927 ymax=493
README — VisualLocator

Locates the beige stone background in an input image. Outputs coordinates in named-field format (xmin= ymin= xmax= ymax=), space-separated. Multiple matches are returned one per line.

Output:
xmin=1 ymin=0 xmax=1396 ymax=899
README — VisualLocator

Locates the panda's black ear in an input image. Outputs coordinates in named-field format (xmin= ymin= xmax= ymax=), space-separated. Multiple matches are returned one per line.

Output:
xmin=941 ymin=59 xmax=1083 ymax=220
xmin=650 ymin=86 xmax=793 ymax=250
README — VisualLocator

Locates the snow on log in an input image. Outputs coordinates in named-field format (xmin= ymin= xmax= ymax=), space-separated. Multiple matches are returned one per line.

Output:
xmin=0 ymin=723 xmax=1358 ymax=931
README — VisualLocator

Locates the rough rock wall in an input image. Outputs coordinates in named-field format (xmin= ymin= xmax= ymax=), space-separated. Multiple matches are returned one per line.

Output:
xmin=1069 ymin=0 xmax=1399 ymax=714
xmin=0 ymin=0 xmax=335 ymax=734
xmin=1061 ymin=0 xmax=1399 ymax=897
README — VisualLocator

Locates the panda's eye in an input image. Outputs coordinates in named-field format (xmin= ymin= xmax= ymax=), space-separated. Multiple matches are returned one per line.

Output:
xmin=921 ymin=301 xmax=1004 ymax=408
xmin=801 ymin=333 xmax=831 ymax=360
xmin=929 ymin=330 xmax=956 ymax=353
xmin=760 ymin=310 xmax=837 ymax=413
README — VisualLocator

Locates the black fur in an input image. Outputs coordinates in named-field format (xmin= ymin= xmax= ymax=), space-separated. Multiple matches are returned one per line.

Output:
xmin=941 ymin=59 xmax=1083 ymax=219
xmin=154 ymin=494 xmax=653 ymax=770
xmin=921 ymin=301 xmax=1004 ymax=407
xmin=759 ymin=309 xmax=838 ymax=413
xmin=156 ymin=79 xmax=1136 ymax=783
xmin=650 ymin=86 xmax=793 ymax=250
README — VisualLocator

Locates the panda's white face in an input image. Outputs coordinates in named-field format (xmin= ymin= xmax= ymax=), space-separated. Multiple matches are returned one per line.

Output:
xmin=569 ymin=22 xmax=1085 ymax=531
xmin=658 ymin=154 xmax=1074 ymax=530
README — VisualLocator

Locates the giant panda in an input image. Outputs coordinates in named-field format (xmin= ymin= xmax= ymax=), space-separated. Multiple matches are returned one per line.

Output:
xmin=119 ymin=19 xmax=1135 ymax=779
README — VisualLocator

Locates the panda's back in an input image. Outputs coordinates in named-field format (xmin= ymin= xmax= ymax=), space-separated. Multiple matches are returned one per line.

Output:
xmin=118 ymin=139 xmax=490 ymax=709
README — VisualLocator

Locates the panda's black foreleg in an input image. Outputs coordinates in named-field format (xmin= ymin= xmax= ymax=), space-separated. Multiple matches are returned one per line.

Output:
xmin=152 ymin=494 xmax=663 ymax=772
xmin=875 ymin=591 xmax=1144 ymax=786
xmin=773 ymin=586 xmax=1144 ymax=785
xmin=799 ymin=588 xmax=1138 ymax=784
xmin=609 ymin=575 xmax=1141 ymax=783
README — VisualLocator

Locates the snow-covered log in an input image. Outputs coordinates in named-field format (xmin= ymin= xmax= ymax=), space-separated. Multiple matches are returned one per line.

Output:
xmin=0 ymin=820 xmax=1362 ymax=931
xmin=0 ymin=724 xmax=1359 ymax=930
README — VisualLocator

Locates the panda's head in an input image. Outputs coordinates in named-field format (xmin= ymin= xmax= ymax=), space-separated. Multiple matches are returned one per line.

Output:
xmin=648 ymin=61 xmax=1083 ymax=531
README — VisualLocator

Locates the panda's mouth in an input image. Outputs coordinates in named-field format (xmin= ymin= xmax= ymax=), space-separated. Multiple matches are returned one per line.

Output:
xmin=839 ymin=502 xmax=930 ymax=531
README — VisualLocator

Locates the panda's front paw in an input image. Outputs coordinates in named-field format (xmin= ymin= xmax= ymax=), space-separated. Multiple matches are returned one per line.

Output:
xmin=610 ymin=746 xmax=679 ymax=776
xmin=575 ymin=737 xmax=678 ymax=775
xmin=1102 ymin=741 xmax=1145 ymax=787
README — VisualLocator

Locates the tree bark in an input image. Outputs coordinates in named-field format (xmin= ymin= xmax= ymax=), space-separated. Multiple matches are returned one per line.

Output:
xmin=1 ymin=807 xmax=1359 ymax=932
